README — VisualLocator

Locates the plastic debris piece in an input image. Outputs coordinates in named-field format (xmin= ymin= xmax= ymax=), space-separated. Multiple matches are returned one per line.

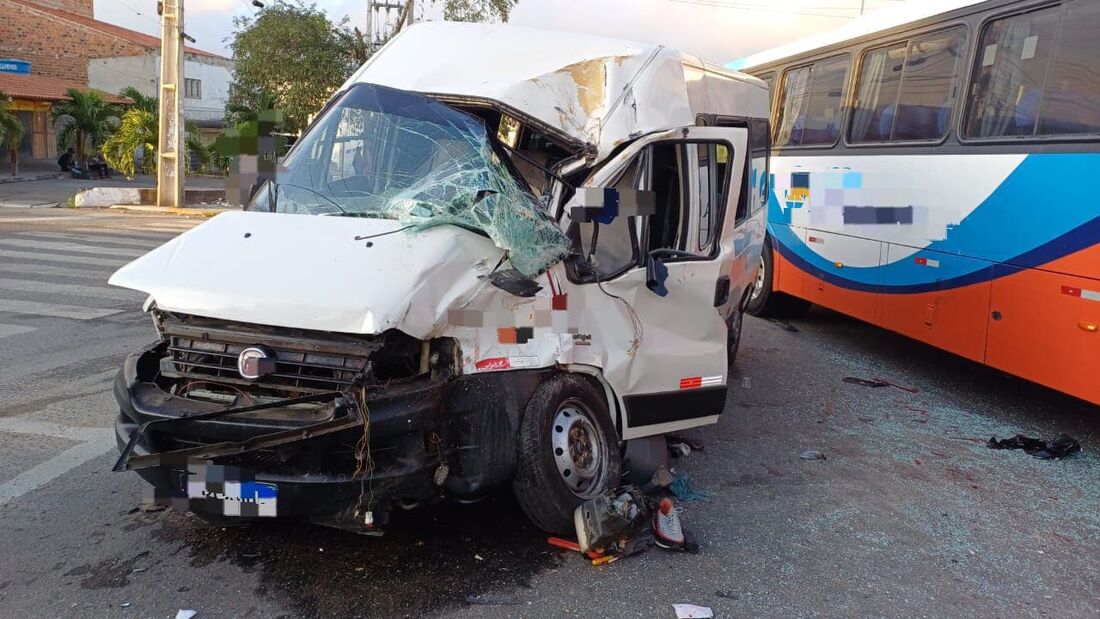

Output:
xmin=474 ymin=554 xmax=484 ymax=561
xmin=176 ymin=611 xmax=198 ymax=619
xmin=574 ymin=486 xmax=647 ymax=553
xmin=800 ymin=450 xmax=826 ymax=461
xmin=669 ymin=473 xmax=712 ymax=502
xmin=988 ymin=433 xmax=1081 ymax=460
xmin=121 ymin=602 xmax=132 ymax=608
xmin=673 ymin=603 xmax=714 ymax=618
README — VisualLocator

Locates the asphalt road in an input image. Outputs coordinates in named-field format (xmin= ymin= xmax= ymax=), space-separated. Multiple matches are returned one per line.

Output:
xmin=0 ymin=208 xmax=1098 ymax=618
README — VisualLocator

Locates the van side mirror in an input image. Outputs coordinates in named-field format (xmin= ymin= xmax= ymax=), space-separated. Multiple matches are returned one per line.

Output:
xmin=567 ymin=187 xmax=656 ymax=224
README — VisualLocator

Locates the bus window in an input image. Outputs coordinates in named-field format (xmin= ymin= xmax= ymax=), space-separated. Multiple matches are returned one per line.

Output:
xmin=775 ymin=55 xmax=850 ymax=147
xmin=851 ymin=28 xmax=965 ymax=143
xmin=964 ymin=5 xmax=1059 ymax=138
xmin=1038 ymin=1 xmax=1100 ymax=135
xmin=757 ymin=72 xmax=776 ymax=112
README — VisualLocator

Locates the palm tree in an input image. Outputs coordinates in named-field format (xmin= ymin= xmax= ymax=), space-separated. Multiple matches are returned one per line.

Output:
xmin=0 ymin=90 xmax=26 ymax=176
xmin=51 ymin=88 xmax=119 ymax=165
xmin=101 ymin=90 xmax=207 ymax=177
xmin=118 ymin=86 xmax=157 ymax=114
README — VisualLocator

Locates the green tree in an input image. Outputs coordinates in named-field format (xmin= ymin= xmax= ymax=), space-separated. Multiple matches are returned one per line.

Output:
xmin=101 ymin=93 xmax=206 ymax=178
xmin=118 ymin=86 xmax=158 ymax=114
xmin=51 ymin=88 xmax=119 ymax=165
xmin=229 ymin=2 xmax=352 ymax=134
xmin=439 ymin=0 xmax=515 ymax=22
xmin=0 ymin=90 xmax=26 ymax=176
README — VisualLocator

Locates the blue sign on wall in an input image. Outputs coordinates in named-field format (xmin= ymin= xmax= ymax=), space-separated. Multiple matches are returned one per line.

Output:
xmin=0 ymin=59 xmax=32 ymax=75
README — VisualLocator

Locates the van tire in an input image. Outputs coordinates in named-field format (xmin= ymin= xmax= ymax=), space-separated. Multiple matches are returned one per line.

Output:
xmin=745 ymin=235 xmax=812 ymax=319
xmin=727 ymin=308 xmax=743 ymax=369
xmin=513 ymin=374 xmax=621 ymax=534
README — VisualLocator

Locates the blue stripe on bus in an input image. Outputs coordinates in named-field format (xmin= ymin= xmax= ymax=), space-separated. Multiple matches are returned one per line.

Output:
xmin=769 ymin=153 xmax=1100 ymax=293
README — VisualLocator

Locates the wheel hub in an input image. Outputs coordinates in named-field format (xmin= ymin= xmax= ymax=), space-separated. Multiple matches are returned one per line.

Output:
xmin=550 ymin=404 xmax=604 ymax=496
xmin=751 ymin=256 xmax=766 ymax=300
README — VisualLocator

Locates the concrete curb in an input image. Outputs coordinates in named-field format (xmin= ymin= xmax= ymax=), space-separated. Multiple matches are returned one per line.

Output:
xmin=107 ymin=204 xmax=238 ymax=217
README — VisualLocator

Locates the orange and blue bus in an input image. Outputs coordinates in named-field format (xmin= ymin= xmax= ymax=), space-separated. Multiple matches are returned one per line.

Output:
xmin=730 ymin=0 xmax=1100 ymax=403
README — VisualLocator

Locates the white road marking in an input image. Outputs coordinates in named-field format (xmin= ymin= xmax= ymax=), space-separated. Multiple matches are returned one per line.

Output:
xmin=0 ymin=323 xmax=37 ymax=338
xmin=0 ymin=238 xmax=146 ymax=258
xmin=0 ymin=436 xmax=114 ymax=508
xmin=15 ymin=232 xmax=168 ymax=250
xmin=0 ymin=417 xmax=109 ymax=442
xmin=0 ymin=249 xmax=129 ymax=268
xmin=0 ymin=263 xmax=112 ymax=281
xmin=0 ymin=298 xmax=124 ymax=320
xmin=0 ymin=278 xmax=142 ymax=302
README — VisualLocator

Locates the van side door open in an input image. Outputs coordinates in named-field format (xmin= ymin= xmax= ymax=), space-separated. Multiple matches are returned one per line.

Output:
xmin=565 ymin=126 xmax=750 ymax=439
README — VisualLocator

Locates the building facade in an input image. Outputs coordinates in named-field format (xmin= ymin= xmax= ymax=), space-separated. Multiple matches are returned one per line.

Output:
xmin=0 ymin=0 xmax=233 ymax=161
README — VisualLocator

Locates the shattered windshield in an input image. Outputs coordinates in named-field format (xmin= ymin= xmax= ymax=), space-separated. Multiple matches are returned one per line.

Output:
xmin=252 ymin=82 xmax=570 ymax=277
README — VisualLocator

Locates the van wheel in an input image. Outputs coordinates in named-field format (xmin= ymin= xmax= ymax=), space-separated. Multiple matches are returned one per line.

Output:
xmin=513 ymin=374 xmax=621 ymax=534
xmin=745 ymin=236 xmax=812 ymax=318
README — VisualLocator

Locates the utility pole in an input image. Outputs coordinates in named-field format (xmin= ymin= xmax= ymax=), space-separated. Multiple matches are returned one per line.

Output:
xmin=157 ymin=0 xmax=184 ymax=208
xmin=367 ymin=1 xmax=408 ymax=50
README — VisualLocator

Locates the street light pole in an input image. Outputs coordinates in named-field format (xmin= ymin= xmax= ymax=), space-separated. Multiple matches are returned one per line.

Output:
xmin=157 ymin=0 xmax=184 ymax=208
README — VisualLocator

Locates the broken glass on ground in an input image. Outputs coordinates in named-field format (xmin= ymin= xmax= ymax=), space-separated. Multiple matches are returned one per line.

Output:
xmin=258 ymin=83 xmax=571 ymax=278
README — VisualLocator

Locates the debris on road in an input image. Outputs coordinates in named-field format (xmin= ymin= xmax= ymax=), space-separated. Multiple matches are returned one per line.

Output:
xmin=673 ymin=603 xmax=714 ymax=618
xmin=843 ymin=376 xmax=919 ymax=393
xmin=175 ymin=611 xmax=198 ymax=619
xmin=988 ymin=434 xmax=1081 ymax=460
xmin=574 ymin=486 xmax=648 ymax=554
xmin=669 ymin=473 xmax=712 ymax=502
xmin=800 ymin=450 xmax=827 ymax=461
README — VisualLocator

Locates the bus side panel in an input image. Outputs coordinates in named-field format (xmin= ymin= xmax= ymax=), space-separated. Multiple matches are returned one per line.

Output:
xmin=798 ymin=231 xmax=883 ymax=326
xmin=879 ymin=245 xmax=993 ymax=363
xmin=772 ymin=225 xmax=807 ymax=297
xmin=987 ymin=257 xmax=1100 ymax=405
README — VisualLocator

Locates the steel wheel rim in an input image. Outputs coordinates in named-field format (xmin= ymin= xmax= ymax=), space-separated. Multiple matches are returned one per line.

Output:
xmin=550 ymin=399 xmax=607 ymax=498
xmin=750 ymin=256 xmax=767 ymax=300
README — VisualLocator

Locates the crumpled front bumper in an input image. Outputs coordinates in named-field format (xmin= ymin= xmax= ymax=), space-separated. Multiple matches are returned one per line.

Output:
xmin=113 ymin=344 xmax=449 ymax=527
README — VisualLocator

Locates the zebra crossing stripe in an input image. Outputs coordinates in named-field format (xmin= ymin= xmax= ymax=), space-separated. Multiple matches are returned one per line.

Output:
xmin=0 ymin=278 xmax=142 ymax=302
xmin=0 ymin=323 xmax=37 ymax=338
xmin=0 ymin=298 xmax=123 ymax=320
xmin=0 ymin=238 xmax=147 ymax=258
xmin=12 ymin=232 xmax=167 ymax=250
xmin=0 ymin=263 xmax=112 ymax=281
xmin=0 ymin=249 xmax=130 ymax=268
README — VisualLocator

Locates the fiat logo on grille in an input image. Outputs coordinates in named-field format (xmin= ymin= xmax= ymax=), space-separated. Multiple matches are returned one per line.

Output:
xmin=238 ymin=346 xmax=276 ymax=380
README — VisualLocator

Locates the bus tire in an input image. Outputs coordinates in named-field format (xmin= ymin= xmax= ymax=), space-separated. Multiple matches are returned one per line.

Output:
xmin=745 ymin=236 xmax=813 ymax=318
xmin=513 ymin=374 xmax=621 ymax=534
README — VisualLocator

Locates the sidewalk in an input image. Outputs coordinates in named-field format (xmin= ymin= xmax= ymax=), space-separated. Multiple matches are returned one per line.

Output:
xmin=0 ymin=174 xmax=226 ymax=209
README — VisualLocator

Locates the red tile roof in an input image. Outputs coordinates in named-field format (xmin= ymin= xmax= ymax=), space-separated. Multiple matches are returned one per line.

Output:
xmin=9 ymin=0 xmax=229 ymax=60
xmin=0 ymin=72 xmax=131 ymax=104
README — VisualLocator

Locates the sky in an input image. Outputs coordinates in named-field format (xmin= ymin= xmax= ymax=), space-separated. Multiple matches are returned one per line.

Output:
xmin=93 ymin=0 xmax=910 ymax=64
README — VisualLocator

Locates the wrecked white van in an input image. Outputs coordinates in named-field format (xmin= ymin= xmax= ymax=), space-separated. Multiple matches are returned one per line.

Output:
xmin=109 ymin=23 xmax=770 ymax=534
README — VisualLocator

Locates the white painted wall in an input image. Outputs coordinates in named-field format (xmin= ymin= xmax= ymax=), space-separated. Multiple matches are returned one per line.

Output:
xmin=86 ymin=53 xmax=234 ymax=125
xmin=87 ymin=53 xmax=158 ymax=97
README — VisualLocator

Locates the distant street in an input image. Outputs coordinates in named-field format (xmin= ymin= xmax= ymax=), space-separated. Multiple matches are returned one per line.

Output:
xmin=0 ymin=208 xmax=1098 ymax=619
